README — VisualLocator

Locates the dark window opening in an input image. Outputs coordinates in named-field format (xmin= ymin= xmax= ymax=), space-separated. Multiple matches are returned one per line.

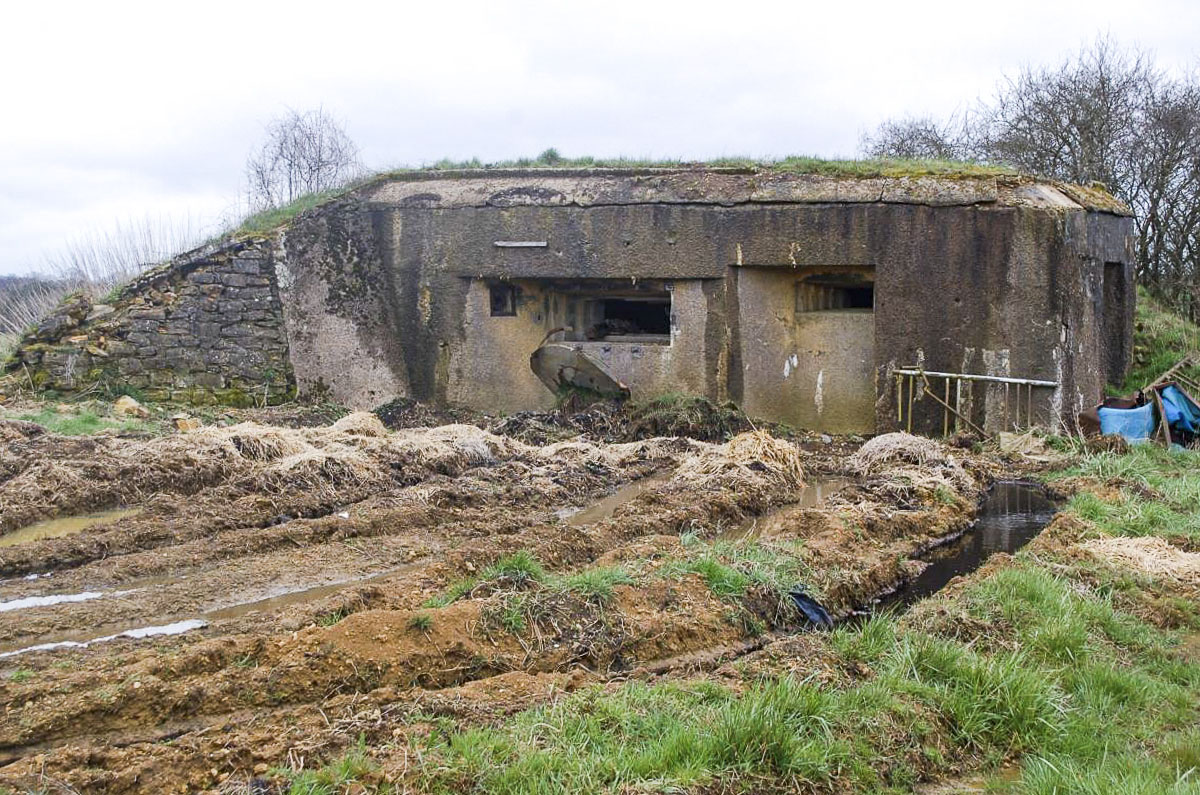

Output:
xmin=796 ymin=282 xmax=874 ymax=312
xmin=489 ymin=283 xmax=518 ymax=316
xmin=1102 ymin=262 xmax=1128 ymax=382
xmin=585 ymin=297 xmax=671 ymax=340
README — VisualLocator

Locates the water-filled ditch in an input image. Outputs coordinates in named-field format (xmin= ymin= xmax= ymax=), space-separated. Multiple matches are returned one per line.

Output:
xmin=861 ymin=480 xmax=1057 ymax=615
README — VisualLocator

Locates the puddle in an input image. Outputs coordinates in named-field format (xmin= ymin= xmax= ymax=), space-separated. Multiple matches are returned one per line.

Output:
xmin=0 ymin=564 xmax=419 ymax=656
xmin=0 ymin=591 xmax=118 ymax=612
xmin=877 ymin=481 xmax=1056 ymax=611
xmin=1 ymin=508 xmax=142 ymax=548
xmin=724 ymin=476 xmax=851 ymax=540
xmin=0 ymin=619 xmax=206 ymax=659
xmin=203 ymin=570 xmax=401 ymax=621
xmin=559 ymin=473 xmax=673 ymax=526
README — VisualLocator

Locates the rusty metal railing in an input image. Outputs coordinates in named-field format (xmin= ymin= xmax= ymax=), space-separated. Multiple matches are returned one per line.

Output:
xmin=894 ymin=367 xmax=1060 ymax=437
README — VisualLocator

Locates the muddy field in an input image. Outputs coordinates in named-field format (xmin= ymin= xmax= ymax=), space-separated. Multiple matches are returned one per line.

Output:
xmin=0 ymin=410 xmax=1027 ymax=793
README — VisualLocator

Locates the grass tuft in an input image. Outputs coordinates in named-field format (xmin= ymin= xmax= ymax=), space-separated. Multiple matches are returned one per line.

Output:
xmin=554 ymin=566 xmax=633 ymax=604
xmin=425 ymin=551 xmax=547 ymax=608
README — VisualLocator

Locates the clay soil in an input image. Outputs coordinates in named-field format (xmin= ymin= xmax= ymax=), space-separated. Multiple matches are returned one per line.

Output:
xmin=0 ymin=411 xmax=1016 ymax=794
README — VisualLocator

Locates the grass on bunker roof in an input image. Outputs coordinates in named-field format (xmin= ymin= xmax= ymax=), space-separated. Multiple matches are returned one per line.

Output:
xmin=230 ymin=153 xmax=1016 ymax=238
xmin=386 ymin=153 xmax=1016 ymax=178
xmin=267 ymin=444 xmax=1200 ymax=794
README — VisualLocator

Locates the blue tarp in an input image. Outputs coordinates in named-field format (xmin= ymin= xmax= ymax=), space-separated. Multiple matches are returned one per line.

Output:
xmin=1159 ymin=385 xmax=1200 ymax=434
xmin=1099 ymin=402 xmax=1156 ymax=442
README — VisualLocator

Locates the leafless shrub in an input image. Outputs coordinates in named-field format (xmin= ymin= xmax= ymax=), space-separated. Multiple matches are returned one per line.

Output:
xmin=0 ymin=216 xmax=205 ymax=356
xmin=860 ymin=114 xmax=971 ymax=161
xmin=245 ymin=107 xmax=363 ymax=211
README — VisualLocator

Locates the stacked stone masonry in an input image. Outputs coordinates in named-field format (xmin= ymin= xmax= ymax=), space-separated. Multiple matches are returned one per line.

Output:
xmin=8 ymin=239 xmax=293 ymax=406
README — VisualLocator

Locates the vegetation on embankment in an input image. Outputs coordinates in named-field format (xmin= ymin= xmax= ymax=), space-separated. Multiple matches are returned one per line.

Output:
xmin=1117 ymin=288 xmax=1200 ymax=393
xmin=231 ymin=152 xmax=1018 ymax=238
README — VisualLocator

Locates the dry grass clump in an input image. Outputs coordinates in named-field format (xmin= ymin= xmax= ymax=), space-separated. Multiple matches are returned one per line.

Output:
xmin=672 ymin=431 xmax=804 ymax=488
xmin=195 ymin=416 xmax=523 ymax=493
xmin=1084 ymin=536 xmax=1200 ymax=584
xmin=850 ymin=432 xmax=946 ymax=474
xmin=537 ymin=437 xmax=699 ymax=471
xmin=392 ymin=424 xmax=525 ymax=471
xmin=846 ymin=432 xmax=973 ymax=503
xmin=0 ymin=414 xmax=531 ymax=526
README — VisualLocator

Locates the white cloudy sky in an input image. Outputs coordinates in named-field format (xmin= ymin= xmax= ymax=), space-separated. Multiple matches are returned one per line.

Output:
xmin=1 ymin=0 xmax=1196 ymax=276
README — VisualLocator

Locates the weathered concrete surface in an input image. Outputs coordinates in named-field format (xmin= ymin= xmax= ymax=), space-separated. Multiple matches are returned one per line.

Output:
xmin=445 ymin=279 xmax=714 ymax=412
xmin=367 ymin=169 xmax=1006 ymax=209
xmin=276 ymin=168 xmax=1133 ymax=433
xmin=736 ymin=268 xmax=875 ymax=433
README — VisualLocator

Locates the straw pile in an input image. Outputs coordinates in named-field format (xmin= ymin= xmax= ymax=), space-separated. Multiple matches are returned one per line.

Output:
xmin=850 ymin=432 xmax=946 ymax=473
xmin=1084 ymin=536 xmax=1200 ymax=585
xmin=536 ymin=437 xmax=697 ymax=471
xmin=671 ymin=430 xmax=805 ymax=488
xmin=848 ymin=432 xmax=973 ymax=497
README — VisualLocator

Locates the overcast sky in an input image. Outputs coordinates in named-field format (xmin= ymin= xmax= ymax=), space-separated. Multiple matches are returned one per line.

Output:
xmin=1 ymin=0 xmax=1196 ymax=277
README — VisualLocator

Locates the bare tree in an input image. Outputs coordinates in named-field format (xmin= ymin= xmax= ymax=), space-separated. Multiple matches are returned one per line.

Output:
xmin=245 ymin=108 xmax=363 ymax=211
xmin=861 ymin=38 xmax=1200 ymax=317
xmin=860 ymin=115 xmax=968 ymax=160
xmin=975 ymin=39 xmax=1154 ymax=192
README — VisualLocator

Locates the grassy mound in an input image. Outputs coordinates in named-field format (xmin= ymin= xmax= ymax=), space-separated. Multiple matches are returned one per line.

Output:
xmin=1119 ymin=288 xmax=1200 ymax=392
xmin=624 ymin=393 xmax=753 ymax=442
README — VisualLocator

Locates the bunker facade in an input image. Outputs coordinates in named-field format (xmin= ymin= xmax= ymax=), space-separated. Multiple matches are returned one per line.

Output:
xmin=12 ymin=167 xmax=1135 ymax=435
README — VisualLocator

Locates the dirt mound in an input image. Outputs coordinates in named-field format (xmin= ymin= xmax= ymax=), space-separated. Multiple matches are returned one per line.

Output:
xmin=0 ymin=415 xmax=532 ymax=533
xmin=851 ymin=432 xmax=947 ymax=472
xmin=378 ymin=395 xmax=759 ymax=446
xmin=846 ymin=432 xmax=974 ymax=502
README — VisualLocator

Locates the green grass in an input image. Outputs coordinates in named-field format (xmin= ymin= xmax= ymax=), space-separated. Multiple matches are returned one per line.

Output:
xmin=13 ymin=405 xmax=155 ymax=435
xmin=416 ymin=557 xmax=1199 ymax=794
xmin=274 ymin=737 xmax=385 ymax=795
xmin=316 ymin=608 xmax=349 ymax=627
xmin=6 ymin=669 xmax=33 ymax=683
xmin=1053 ymin=443 xmax=1200 ymax=542
xmin=1117 ymin=287 xmax=1200 ymax=393
xmin=662 ymin=537 xmax=817 ymax=605
xmin=554 ymin=566 xmax=634 ymax=604
xmin=401 ymin=445 xmax=1200 ymax=794
xmin=424 ymin=550 xmax=547 ymax=608
xmin=235 ymin=188 xmax=353 ymax=237
xmin=407 ymin=613 xmax=433 ymax=632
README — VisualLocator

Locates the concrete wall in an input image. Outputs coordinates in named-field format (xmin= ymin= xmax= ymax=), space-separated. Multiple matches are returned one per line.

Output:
xmin=273 ymin=173 xmax=1133 ymax=433
xmin=736 ymin=268 xmax=875 ymax=433
xmin=446 ymin=278 xmax=715 ymax=413
xmin=15 ymin=170 xmax=1133 ymax=432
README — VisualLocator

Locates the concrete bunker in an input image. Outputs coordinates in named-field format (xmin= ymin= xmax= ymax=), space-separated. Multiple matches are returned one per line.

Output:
xmin=8 ymin=166 xmax=1136 ymax=436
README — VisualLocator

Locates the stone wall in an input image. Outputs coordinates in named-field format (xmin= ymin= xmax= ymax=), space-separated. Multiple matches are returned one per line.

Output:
xmin=7 ymin=238 xmax=293 ymax=405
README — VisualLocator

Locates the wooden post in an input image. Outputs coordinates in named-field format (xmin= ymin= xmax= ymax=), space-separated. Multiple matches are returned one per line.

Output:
xmin=943 ymin=377 xmax=950 ymax=437
xmin=907 ymin=374 xmax=914 ymax=433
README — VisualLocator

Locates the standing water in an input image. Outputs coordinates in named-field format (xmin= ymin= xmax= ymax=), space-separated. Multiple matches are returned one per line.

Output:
xmin=878 ymin=481 xmax=1056 ymax=611
xmin=1 ymin=508 xmax=142 ymax=548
